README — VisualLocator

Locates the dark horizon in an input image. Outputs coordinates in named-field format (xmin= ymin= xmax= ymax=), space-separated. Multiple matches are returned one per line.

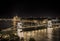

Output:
xmin=0 ymin=0 xmax=60 ymax=18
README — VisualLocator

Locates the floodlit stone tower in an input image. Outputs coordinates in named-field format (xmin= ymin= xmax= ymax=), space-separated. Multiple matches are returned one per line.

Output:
xmin=13 ymin=16 xmax=24 ymax=39
xmin=16 ymin=17 xmax=24 ymax=40
xmin=13 ymin=16 xmax=20 ymax=30
xmin=17 ymin=22 xmax=24 ymax=39
xmin=47 ymin=20 xmax=52 ymax=28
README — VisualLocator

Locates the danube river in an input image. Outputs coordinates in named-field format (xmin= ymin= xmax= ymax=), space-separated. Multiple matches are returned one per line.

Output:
xmin=22 ymin=27 xmax=60 ymax=41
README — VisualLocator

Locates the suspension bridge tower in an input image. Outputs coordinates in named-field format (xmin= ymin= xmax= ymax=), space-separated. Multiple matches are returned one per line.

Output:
xmin=13 ymin=16 xmax=21 ymax=30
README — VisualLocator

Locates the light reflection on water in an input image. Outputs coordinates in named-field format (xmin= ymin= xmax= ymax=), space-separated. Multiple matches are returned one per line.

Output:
xmin=21 ymin=27 xmax=60 ymax=41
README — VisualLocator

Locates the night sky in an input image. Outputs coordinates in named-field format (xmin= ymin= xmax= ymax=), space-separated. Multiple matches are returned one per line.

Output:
xmin=0 ymin=0 xmax=60 ymax=18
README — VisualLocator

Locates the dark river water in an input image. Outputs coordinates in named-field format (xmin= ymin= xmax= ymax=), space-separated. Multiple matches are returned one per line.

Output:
xmin=21 ymin=27 xmax=60 ymax=41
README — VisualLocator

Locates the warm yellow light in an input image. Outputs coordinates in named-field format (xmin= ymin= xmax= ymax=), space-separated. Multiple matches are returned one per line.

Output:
xmin=27 ymin=32 xmax=31 ymax=37
xmin=33 ymin=20 xmax=37 ymax=23
xmin=3 ymin=34 xmax=10 ymax=38
xmin=14 ymin=33 xmax=17 ymax=35
xmin=43 ymin=20 xmax=46 ymax=23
